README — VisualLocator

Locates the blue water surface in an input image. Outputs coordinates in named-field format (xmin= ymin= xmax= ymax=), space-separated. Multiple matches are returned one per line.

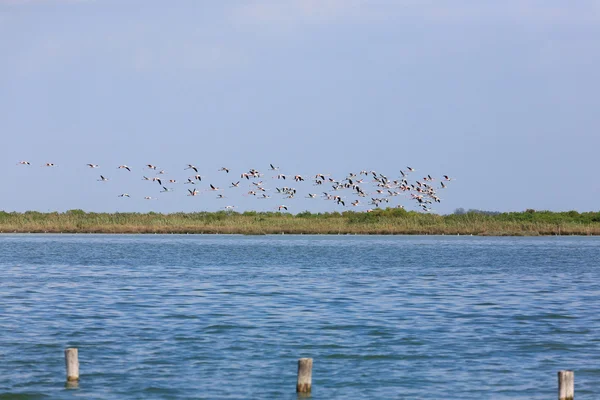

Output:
xmin=0 ymin=234 xmax=599 ymax=399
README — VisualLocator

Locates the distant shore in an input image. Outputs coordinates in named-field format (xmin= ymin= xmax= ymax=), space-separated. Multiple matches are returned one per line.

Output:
xmin=1 ymin=209 xmax=599 ymax=235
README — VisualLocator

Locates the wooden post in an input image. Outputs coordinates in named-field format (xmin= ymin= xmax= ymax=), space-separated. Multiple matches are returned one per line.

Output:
xmin=65 ymin=348 xmax=79 ymax=382
xmin=558 ymin=370 xmax=574 ymax=400
xmin=296 ymin=358 xmax=313 ymax=393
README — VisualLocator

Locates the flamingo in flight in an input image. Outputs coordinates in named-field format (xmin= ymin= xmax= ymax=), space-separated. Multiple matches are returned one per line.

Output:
xmin=20 ymin=159 xmax=453 ymax=214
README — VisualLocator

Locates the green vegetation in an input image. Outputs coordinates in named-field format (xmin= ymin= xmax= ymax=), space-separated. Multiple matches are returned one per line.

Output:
xmin=0 ymin=208 xmax=599 ymax=235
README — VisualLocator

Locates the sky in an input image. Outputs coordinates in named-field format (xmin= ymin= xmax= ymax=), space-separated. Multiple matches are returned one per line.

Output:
xmin=1 ymin=0 xmax=599 ymax=214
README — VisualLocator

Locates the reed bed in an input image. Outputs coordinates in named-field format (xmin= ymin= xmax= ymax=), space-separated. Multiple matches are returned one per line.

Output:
xmin=0 ymin=209 xmax=599 ymax=235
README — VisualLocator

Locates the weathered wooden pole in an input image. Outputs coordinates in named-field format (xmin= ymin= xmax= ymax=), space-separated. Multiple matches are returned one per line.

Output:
xmin=65 ymin=348 xmax=79 ymax=382
xmin=558 ymin=370 xmax=574 ymax=400
xmin=296 ymin=358 xmax=313 ymax=393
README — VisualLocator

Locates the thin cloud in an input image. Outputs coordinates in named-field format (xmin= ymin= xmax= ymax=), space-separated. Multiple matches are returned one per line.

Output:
xmin=231 ymin=0 xmax=600 ymax=26
xmin=419 ymin=1 xmax=600 ymax=25
xmin=0 ymin=0 xmax=92 ymax=4
xmin=232 ymin=0 xmax=371 ymax=25
xmin=6 ymin=24 xmax=244 ymax=77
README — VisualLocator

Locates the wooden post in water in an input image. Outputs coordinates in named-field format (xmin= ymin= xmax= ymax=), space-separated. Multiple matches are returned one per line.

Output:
xmin=65 ymin=348 xmax=79 ymax=382
xmin=296 ymin=358 xmax=313 ymax=393
xmin=558 ymin=370 xmax=574 ymax=400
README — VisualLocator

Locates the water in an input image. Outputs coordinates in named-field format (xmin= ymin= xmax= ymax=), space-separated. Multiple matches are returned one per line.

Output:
xmin=1 ymin=234 xmax=599 ymax=399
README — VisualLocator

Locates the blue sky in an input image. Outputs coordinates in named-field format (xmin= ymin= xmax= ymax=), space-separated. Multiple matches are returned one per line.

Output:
xmin=1 ymin=0 xmax=599 ymax=214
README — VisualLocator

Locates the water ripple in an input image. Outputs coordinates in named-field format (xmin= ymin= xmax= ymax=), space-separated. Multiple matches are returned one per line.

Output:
xmin=1 ymin=234 xmax=600 ymax=399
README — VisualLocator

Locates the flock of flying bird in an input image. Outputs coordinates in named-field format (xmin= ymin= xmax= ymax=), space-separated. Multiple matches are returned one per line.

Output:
xmin=15 ymin=161 xmax=454 ymax=212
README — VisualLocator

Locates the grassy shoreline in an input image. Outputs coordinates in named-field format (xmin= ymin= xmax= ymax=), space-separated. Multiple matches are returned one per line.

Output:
xmin=1 ymin=209 xmax=600 ymax=236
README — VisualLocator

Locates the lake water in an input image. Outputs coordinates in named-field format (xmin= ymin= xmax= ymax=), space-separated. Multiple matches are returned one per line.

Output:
xmin=1 ymin=234 xmax=599 ymax=399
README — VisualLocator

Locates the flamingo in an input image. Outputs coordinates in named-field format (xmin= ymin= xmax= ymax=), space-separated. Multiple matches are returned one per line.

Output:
xmin=333 ymin=196 xmax=345 ymax=206
xmin=118 ymin=165 xmax=131 ymax=171
xmin=87 ymin=164 xmax=99 ymax=168
xmin=17 ymin=161 xmax=31 ymax=166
